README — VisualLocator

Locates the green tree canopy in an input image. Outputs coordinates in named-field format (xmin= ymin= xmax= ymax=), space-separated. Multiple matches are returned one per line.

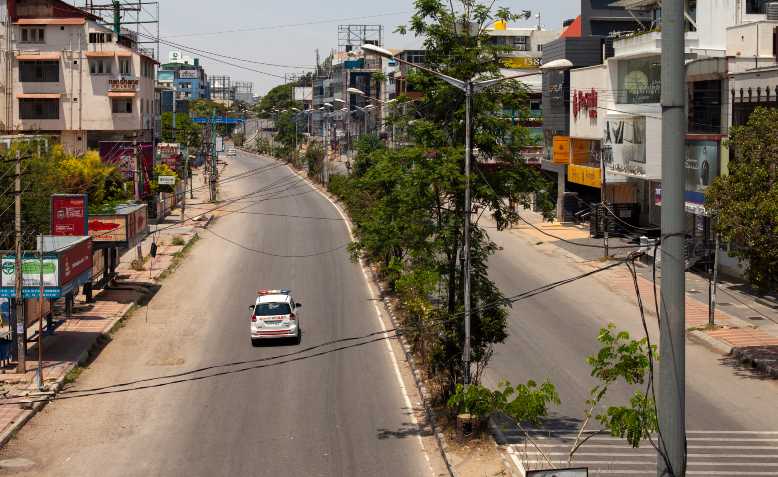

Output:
xmin=706 ymin=106 xmax=778 ymax=292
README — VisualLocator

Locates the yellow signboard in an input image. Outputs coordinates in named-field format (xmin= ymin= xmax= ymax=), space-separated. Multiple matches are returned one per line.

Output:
xmin=568 ymin=164 xmax=602 ymax=188
xmin=552 ymin=136 xmax=571 ymax=164
xmin=501 ymin=57 xmax=542 ymax=69
xmin=570 ymin=139 xmax=594 ymax=165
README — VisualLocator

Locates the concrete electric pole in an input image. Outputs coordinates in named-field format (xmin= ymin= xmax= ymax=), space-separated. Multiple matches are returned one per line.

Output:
xmin=14 ymin=151 xmax=25 ymax=374
xmin=658 ymin=0 xmax=686 ymax=475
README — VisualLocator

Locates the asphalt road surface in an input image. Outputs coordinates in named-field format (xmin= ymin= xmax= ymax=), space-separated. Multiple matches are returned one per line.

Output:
xmin=482 ymin=216 xmax=778 ymax=476
xmin=0 ymin=150 xmax=440 ymax=477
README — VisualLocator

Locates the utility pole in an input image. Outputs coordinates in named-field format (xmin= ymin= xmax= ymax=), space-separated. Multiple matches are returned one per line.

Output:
xmin=14 ymin=151 xmax=25 ymax=374
xmin=601 ymin=148 xmax=609 ymax=258
xmin=209 ymin=109 xmax=217 ymax=201
xmin=658 ymin=0 xmax=686 ymax=475
xmin=462 ymin=81 xmax=472 ymax=386
xmin=180 ymin=149 xmax=188 ymax=223
xmin=35 ymin=244 xmax=44 ymax=390
xmin=133 ymin=141 xmax=142 ymax=262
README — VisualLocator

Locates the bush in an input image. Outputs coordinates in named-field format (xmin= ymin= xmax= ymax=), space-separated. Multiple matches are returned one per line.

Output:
xmin=447 ymin=380 xmax=559 ymax=425
xmin=232 ymin=132 xmax=245 ymax=147
xmin=305 ymin=143 xmax=325 ymax=179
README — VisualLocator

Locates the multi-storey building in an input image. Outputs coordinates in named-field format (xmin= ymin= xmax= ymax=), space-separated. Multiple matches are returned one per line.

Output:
xmin=158 ymin=53 xmax=210 ymax=103
xmin=0 ymin=0 xmax=159 ymax=154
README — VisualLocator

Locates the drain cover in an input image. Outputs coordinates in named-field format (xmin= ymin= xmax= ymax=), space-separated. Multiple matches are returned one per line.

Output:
xmin=748 ymin=316 xmax=766 ymax=321
xmin=0 ymin=458 xmax=35 ymax=469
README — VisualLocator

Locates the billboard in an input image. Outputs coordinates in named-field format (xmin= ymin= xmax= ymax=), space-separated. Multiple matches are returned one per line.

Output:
xmin=59 ymin=238 xmax=93 ymax=285
xmin=51 ymin=194 xmax=88 ymax=236
xmin=501 ymin=57 xmax=541 ymax=69
xmin=99 ymin=142 xmax=154 ymax=196
xmin=603 ymin=116 xmax=646 ymax=176
xmin=294 ymin=87 xmax=313 ymax=101
xmin=685 ymin=138 xmax=720 ymax=204
xmin=617 ymin=57 xmax=661 ymax=104
xmin=89 ymin=215 xmax=127 ymax=243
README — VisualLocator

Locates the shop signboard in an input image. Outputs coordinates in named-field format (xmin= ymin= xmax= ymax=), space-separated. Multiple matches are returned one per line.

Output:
xmin=157 ymin=142 xmax=181 ymax=169
xmin=157 ymin=175 xmax=175 ymax=186
xmin=501 ymin=57 xmax=541 ymax=69
xmin=568 ymin=164 xmax=601 ymax=188
xmin=603 ymin=116 xmax=647 ymax=176
xmin=572 ymin=89 xmax=598 ymax=120
xmin=51 ymin=194 xmax=88 ymax=236
xmin=177 ymin=69 xmax=198 ymax=79
xmin=108 ymin=78 xmax=139 ymax=92
xmin=570 ymin=138 xmax=596 ymax=165
xmin=552 ymin=136 xmax=571 ymax=164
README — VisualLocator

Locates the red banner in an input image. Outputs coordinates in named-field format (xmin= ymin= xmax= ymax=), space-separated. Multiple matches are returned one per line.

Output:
xmin=51 ymin=194 xmax=88 ymax=236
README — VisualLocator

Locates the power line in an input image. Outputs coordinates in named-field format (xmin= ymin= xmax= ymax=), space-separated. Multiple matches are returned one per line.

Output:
xmin=162 ymin=11 xmax=410 ymax=39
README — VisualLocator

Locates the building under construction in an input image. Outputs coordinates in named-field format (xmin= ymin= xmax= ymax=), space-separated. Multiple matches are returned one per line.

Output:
xmin=210 ymin=75 xmax=234 ymax=105
xmin=312 ymin=25 xmax=384 ymax=144
xmin=80 ymin=1 xmax=160 ymax=61
xmin=233 ymin=81 xmax=254 ymax=105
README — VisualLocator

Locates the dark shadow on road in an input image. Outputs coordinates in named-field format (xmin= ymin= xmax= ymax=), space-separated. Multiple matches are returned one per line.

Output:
xmin=718 ymin=354 xmax=774 ymax=381
xmin=0 ymin=328 xmax=399 ymax=405
xmin=377 ymin=423 xmax=432 ymax=440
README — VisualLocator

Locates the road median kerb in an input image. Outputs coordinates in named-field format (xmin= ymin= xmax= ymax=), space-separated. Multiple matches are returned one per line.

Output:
xmin=0 ymin=231 xmax=200 ymax=449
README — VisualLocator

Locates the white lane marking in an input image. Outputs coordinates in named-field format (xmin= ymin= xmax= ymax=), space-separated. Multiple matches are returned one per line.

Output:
xmin=285 ymin=162 xmax=435 ymax=475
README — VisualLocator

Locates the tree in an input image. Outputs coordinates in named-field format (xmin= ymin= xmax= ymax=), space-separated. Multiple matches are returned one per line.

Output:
xmin=331 ymin=1 xmax=554 ymax=395
xmin=189 ymin=98 xmax=227 ymax=118
xmin=705 ymin=106 xmax=778 ymax=292
xmin=255 ymin=83 xmax=301 ymax=118
xmin=161 ymin=112 xmax=202 ymax=149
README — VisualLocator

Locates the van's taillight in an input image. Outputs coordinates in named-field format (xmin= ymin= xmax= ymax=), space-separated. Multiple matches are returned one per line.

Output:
xmin=251 ymin=315 xmax=257 ymax=322
xmin=289 ymin=313 xmax=296 ymax=321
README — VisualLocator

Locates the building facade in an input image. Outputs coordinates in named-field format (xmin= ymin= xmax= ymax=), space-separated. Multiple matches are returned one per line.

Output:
xmin=157 ymin=54 xmax=210 ymax=102
xmin=1 ymin=0 xmax=159 ymax=154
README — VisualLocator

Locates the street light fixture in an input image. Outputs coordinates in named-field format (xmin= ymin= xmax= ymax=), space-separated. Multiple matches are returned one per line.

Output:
xmin=362 ymin=42 xmax=570 ymax=386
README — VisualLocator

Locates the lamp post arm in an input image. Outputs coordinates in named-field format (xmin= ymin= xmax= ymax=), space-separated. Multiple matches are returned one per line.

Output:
xmin=389 ymin=55 xmax=467 ymax=92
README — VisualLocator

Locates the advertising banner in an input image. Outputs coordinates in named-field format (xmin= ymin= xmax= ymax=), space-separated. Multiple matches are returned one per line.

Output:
xmin=603 ymin=116 xmax=646 ymax=176
xmin=51 ymin=194 xmax=88 ymax=236
xmin=88 ymin=215 xmax=127 ymax=243
xmin=1 ymin=257 xmax=59 ymax=288
xmin=617 ymin=57 xmax=661 ymax=104
xmin=99 ymin=142 xmax=154 ymax=196
xmin=685 ymin=138 xmax=720 ymax=204
xmin=59 ymin=239 xmax=92 ymax=286
xmin=501 ymin=57 xmax=541 ymax=69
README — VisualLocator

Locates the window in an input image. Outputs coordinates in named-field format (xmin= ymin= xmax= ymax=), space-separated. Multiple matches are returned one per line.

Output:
xmin=746 ymin=0 xmax=769 ymax=14
xmin=89 ymin=58 xmax=112 ymax=75
xmin=20 ymin=27 xmax=45 ymax=43
xmin=88 ymin=32 xmax=113 ymax=43
xmin=19 ymin=99 xmax=58 ymax=119
xmin=111 ymin=98 xmax=133 ymax=114
xmin=254 ymin=302 xmax=291 ymax=316
xmin=19 ymin=60 xmax=59 ymax=82
xmin=119 ymin=58 xmax=131 ymax=75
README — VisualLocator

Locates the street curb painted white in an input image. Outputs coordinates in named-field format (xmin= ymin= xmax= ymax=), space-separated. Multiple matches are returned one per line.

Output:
xmin=265 ymin=155 xmax=457 ymax=477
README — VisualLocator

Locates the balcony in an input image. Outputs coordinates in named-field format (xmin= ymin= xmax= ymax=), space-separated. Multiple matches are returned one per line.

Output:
xmin=612 ymin=30 xmax=699 ymax=59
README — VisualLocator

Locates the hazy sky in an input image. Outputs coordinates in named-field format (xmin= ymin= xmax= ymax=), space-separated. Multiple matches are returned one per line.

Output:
xmin=153 ymin=0 xmax=581 ymax=95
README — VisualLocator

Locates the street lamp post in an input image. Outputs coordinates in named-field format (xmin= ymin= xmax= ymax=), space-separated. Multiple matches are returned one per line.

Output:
xmin=361 ymin=43 xmax=569 ymax=386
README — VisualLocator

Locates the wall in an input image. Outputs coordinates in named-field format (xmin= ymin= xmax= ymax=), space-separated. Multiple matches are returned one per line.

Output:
xmin=695 ymin=0 xmax=737 ymax=53
xmin=726 ymin=21 xmax=778 ymax=60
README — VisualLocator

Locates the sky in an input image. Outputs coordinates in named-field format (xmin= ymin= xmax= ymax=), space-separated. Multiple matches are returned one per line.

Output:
xmin=147 ymin=0 xmax=581 ymax=95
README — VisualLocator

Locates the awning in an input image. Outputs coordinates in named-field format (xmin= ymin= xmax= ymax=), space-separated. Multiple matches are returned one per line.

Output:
xmin=14 ymin=18 xmax=86 ymax=25
xmin=115 ymin=50 xmax=133 ymax=57
xmin=86 ymin=51 xmax=115 ymax=58
xmin=16 ymin=93 xmax=61 ymax=99
xmin=16 ymin=52 xmax=61 ymax=61
xmin=107 ymin=92 xmax=136 ymax=98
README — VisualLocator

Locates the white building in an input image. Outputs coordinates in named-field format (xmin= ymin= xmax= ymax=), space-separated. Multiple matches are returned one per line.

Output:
xmin=1 ymin=0 xmax=159 ymax=154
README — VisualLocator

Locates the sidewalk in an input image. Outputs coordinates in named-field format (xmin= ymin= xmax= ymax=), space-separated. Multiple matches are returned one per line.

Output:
xmin=503 ymin=209 xmax=778 ymax=377
xmin=0 ymin=169 xmax=212 ymax=447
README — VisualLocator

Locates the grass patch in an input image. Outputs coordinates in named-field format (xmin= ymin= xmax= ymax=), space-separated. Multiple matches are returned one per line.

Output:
xmin=64 ymin=366 xmax=84 ymax=385
xmin=158 ymin=233 xmax=199 ymax=281
xmin=171 ymin=235 xmax=185 ymax=246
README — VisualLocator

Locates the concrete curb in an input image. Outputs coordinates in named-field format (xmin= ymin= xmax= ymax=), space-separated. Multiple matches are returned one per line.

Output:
xmin=252 ymin=152 xmax=459 ymax=477
xmin=0 ymin=232 xmax=199 ymax=449
xmin=688 ymin=330 xmax=733 ymax=356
